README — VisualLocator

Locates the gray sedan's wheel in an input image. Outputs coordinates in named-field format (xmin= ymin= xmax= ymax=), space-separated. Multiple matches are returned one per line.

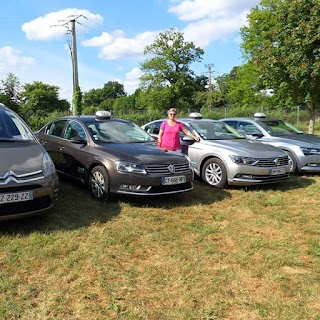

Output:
xmin=286 ymin=151 xmax=297 ymax=173
xmin=201 ymin=158 xmax=227 ymax=188
xmin=89 ymin=166 xmax=109 ymax=200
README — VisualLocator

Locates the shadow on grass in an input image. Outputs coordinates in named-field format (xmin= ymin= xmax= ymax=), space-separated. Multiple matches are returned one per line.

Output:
xmin=230 ymin=174 xmax=316 ymax=193
xmin=0 ymin=179 xmax=231 ymax=235
xmin=113 ymin=179 xmax=231 ymax=209
xmin=0 ymin=180 xmax=121 ymax=235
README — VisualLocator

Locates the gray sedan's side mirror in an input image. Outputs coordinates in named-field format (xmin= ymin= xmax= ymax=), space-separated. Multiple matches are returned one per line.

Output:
xmin=70 ymin=135 xmax=87 ymax=145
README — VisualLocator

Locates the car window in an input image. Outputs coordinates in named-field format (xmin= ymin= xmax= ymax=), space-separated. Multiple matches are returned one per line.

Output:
xmin=47 ymin=120 xmax=67 ymax=137
xmin=0 ymin=108 xmax=34 ymax=140
xmin=188 ymin=120 xmax=241 ymax=139
xmin=86 ymin=120 xmax=154 ymax=143
xmin=64 ymin=121 xmax=87 ymax=140
xmin=238 ymin=121 xmax=260 ymax=135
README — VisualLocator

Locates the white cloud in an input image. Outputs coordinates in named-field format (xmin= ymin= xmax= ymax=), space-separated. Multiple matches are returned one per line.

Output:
xmin=169 ymin=0 xmax=260 ymax=47
xmin=123 ymin=68 xmax=143 ymax=94
xmin=0 ymin=46 xmax=35 ymax=74
xmin=22 ymin=8 xmax=103 ymax=40
xmin=83 ymin=30 xmax=158 ymax=60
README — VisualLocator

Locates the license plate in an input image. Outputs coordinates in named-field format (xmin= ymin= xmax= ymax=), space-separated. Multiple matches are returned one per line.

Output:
xmin=162 ymin=175 xmax=186 ymax=185
xmin=270 ymin=168 xmax=286 ymax=175
xmin=0 ymin=191 xmax=33 ymax=204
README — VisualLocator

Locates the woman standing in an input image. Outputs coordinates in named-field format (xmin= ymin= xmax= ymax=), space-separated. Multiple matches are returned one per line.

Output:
xmin=157 ymin=108 xmax=199 ymax=151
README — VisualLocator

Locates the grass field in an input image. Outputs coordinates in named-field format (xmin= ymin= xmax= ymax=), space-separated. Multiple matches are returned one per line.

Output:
xmin=0 ymin=175 xmax=319 ymax=320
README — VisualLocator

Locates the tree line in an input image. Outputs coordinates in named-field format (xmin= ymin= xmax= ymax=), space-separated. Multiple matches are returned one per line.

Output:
xmin=0 ymin=1 xmax=319 ymax=132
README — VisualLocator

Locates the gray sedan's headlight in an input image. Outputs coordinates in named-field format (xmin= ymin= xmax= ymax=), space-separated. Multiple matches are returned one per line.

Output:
xmin=116 ymin=161 xmax=147 ymax=174
xmin=229 ymin=155 xmax=259 ymax=165
xmin=300 ymin=147 xmax=320 ymax=155
xmin=42 ymin=152 xmax=56 ymax=177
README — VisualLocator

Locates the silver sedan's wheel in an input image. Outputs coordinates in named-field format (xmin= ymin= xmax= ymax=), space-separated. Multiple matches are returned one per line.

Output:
xmin=201 ymin=158 xmax=227 ymax=188
xmin=89 ymin=166 xmax=109 ymax=200
xmin=286 ymin=151 xmax=297 ymax=173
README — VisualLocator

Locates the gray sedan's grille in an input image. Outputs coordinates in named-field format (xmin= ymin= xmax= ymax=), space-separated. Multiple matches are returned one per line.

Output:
xmin=144 ymin=163 xmax=190 ymax=176
xmin=0 ymin=170 xmax=44 ymax=185
xmin=255 ymin=156 xmax=289 ymax=167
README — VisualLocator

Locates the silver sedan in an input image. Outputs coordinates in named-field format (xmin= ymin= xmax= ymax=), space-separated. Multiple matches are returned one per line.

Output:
xmin=222 ymin=113 xmax=320 ymax=173
xmin=142 ymin=113 xmax=291 ymax=188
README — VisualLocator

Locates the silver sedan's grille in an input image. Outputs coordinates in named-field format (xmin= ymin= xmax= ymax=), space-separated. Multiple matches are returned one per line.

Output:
xmin=144 ymin=163 xmax=190 ymax=176
xmin=0 ymin=170 xmax=44 ymax=185
xmin=255 ymin=156 xmax=289 ymax=167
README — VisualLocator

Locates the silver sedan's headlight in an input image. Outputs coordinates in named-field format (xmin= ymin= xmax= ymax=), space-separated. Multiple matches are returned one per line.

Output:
xmin=42 ymin=152 xmax=56 ymax=177
xmin=115 ymin=161 xmax=147 ymax=174
xmin=300 ymin=147 xmax=320 ymax=155
xmin=229 ymin=155 xmax=259 ymax=165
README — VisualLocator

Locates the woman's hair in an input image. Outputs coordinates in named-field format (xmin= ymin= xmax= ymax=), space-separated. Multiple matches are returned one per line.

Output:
xmin=167 ymin=108 xmax=177 ymax=115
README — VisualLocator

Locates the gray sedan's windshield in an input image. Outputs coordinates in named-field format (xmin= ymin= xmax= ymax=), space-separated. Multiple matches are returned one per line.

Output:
xmin=189 ymin=121 xmax=244 ymax=140
xmin=86 ymin=120 xmax=155 ymax=143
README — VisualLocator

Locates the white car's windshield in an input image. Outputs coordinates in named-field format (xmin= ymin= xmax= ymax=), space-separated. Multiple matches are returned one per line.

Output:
xmin=86 ymin=120 xmax=155 ymax=143
xmin=189 ymin=121 xmax=244 ymax=140
xmin=0 ymin=108 xmax=35 ymax=141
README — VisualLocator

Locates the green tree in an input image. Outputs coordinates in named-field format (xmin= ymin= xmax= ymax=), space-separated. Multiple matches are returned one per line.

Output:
xmin=140 ymin=28 xmax=204 ymax=112
xmin=20 ymin=81 xmax=70 ymax=119
xmin=82 ymin=81 xmax=126 ymax=110
xmin=0 ymin=73 xmax=21 ymax=112
xmin=241 ymin=0 xmax=320 ymax=133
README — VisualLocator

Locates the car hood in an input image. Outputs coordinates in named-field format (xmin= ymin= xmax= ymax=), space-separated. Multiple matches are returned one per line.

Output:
xmin=201 ymin=139 xmax=287 ymax=157
xmin=261 ymin=134 xmax=320 ymax=147
xmin=0 ymin=141 xmax=44 ymax=175
xmin=97 ymin=142 xmax=189 ymax=163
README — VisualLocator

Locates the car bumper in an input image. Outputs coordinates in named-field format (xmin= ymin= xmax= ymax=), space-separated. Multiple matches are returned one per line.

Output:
xmin=109 ymin=171 xmax=194 ymax=195
xmin=227 ymin=164 xmax=291 ymax=186
xmin=298 ymin=155 xmax=320 ymax=172
xmin=0 ymin=174 xmax=59 ymax=221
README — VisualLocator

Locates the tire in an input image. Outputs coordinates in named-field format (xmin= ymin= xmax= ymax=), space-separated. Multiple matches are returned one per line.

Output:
xmin=89 ymin=166 xmax=109 ymax=200
xmin=201 ymin=158 xmax=227 ymax=188
xmin=286 ymin=151 xmax=297 ymax=173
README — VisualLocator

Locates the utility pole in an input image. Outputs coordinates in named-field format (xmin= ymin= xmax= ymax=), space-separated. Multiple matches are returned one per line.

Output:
xmin=205 ymin=63 xmax=214 ymax=92
xmin=205 ymin=63 xmax=215 ymax=111
xmin=52 ymin=15 xmax=86 ymax=114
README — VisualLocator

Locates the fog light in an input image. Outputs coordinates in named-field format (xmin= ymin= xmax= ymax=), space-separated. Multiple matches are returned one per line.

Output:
xmin=307 ymin=163 xmax=320 ymax=167
xmin=120 ymin=184 xmax=141 ymax=190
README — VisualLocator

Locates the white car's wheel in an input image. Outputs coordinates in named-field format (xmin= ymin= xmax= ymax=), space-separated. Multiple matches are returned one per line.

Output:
xmin=89 ymin=166 xmax=109 ymax=200
xmin=202 ymin=158 xmax=227 ymax=188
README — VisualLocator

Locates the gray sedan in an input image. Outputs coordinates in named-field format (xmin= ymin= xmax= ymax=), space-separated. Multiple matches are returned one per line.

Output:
xmin=36 ymin=111 xmax=193 ymax=200
xmin=142 ymin=113 xmax=291 ymax=188
xmin=222 ymin=113 xmax=320 ymax=173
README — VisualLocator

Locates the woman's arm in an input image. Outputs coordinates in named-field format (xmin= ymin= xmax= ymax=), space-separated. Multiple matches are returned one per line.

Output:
xmin=158 ymin=128 xmax=164 ymax=146
xmin=182 ymin=127 xmax=200 ymax=141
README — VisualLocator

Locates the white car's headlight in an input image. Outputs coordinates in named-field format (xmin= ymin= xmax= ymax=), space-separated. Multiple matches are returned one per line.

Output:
xmin=42 ymin=152 xmax=56 ymax=177
xmin=229 ymin=155 xmax=259 ymax=165
xmin=300 ymin=147 xmax=320 ymax=155
xmin=116 ymin=161 xmax=147 ymax=174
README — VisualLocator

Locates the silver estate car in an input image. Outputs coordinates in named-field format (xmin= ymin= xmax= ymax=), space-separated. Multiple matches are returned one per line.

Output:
xmin=0 ymin=103 xmax=59 ymax=221
xmin=222 ymin=113 xmax=320 ymax=173
xmin=36 ymin=111 xmax=193 ymax=200
xmin=142 ymin=113 xmax=291 ymax=188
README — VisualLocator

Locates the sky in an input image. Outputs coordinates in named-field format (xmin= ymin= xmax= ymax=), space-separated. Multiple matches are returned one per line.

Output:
xmin=0 ymin=0 xmax=260 ymax=102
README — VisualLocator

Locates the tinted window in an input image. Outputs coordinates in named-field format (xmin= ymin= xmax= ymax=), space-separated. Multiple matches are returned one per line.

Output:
xmin=64 ymin=121 xmax=87 ymax=140
xmin=47 ymin=120 xmax=67 ymax=137
xmin=0 ymin=108 xmax=34 ymax=140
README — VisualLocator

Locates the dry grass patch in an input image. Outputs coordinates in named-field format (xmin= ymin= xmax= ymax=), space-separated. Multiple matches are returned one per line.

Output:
xmin=0 ymin=175 xmax=319 ymax=319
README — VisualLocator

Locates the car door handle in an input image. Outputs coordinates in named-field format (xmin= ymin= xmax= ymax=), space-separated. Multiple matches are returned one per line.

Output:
xmin=59 ymin=146 xmax=65 ymax=151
